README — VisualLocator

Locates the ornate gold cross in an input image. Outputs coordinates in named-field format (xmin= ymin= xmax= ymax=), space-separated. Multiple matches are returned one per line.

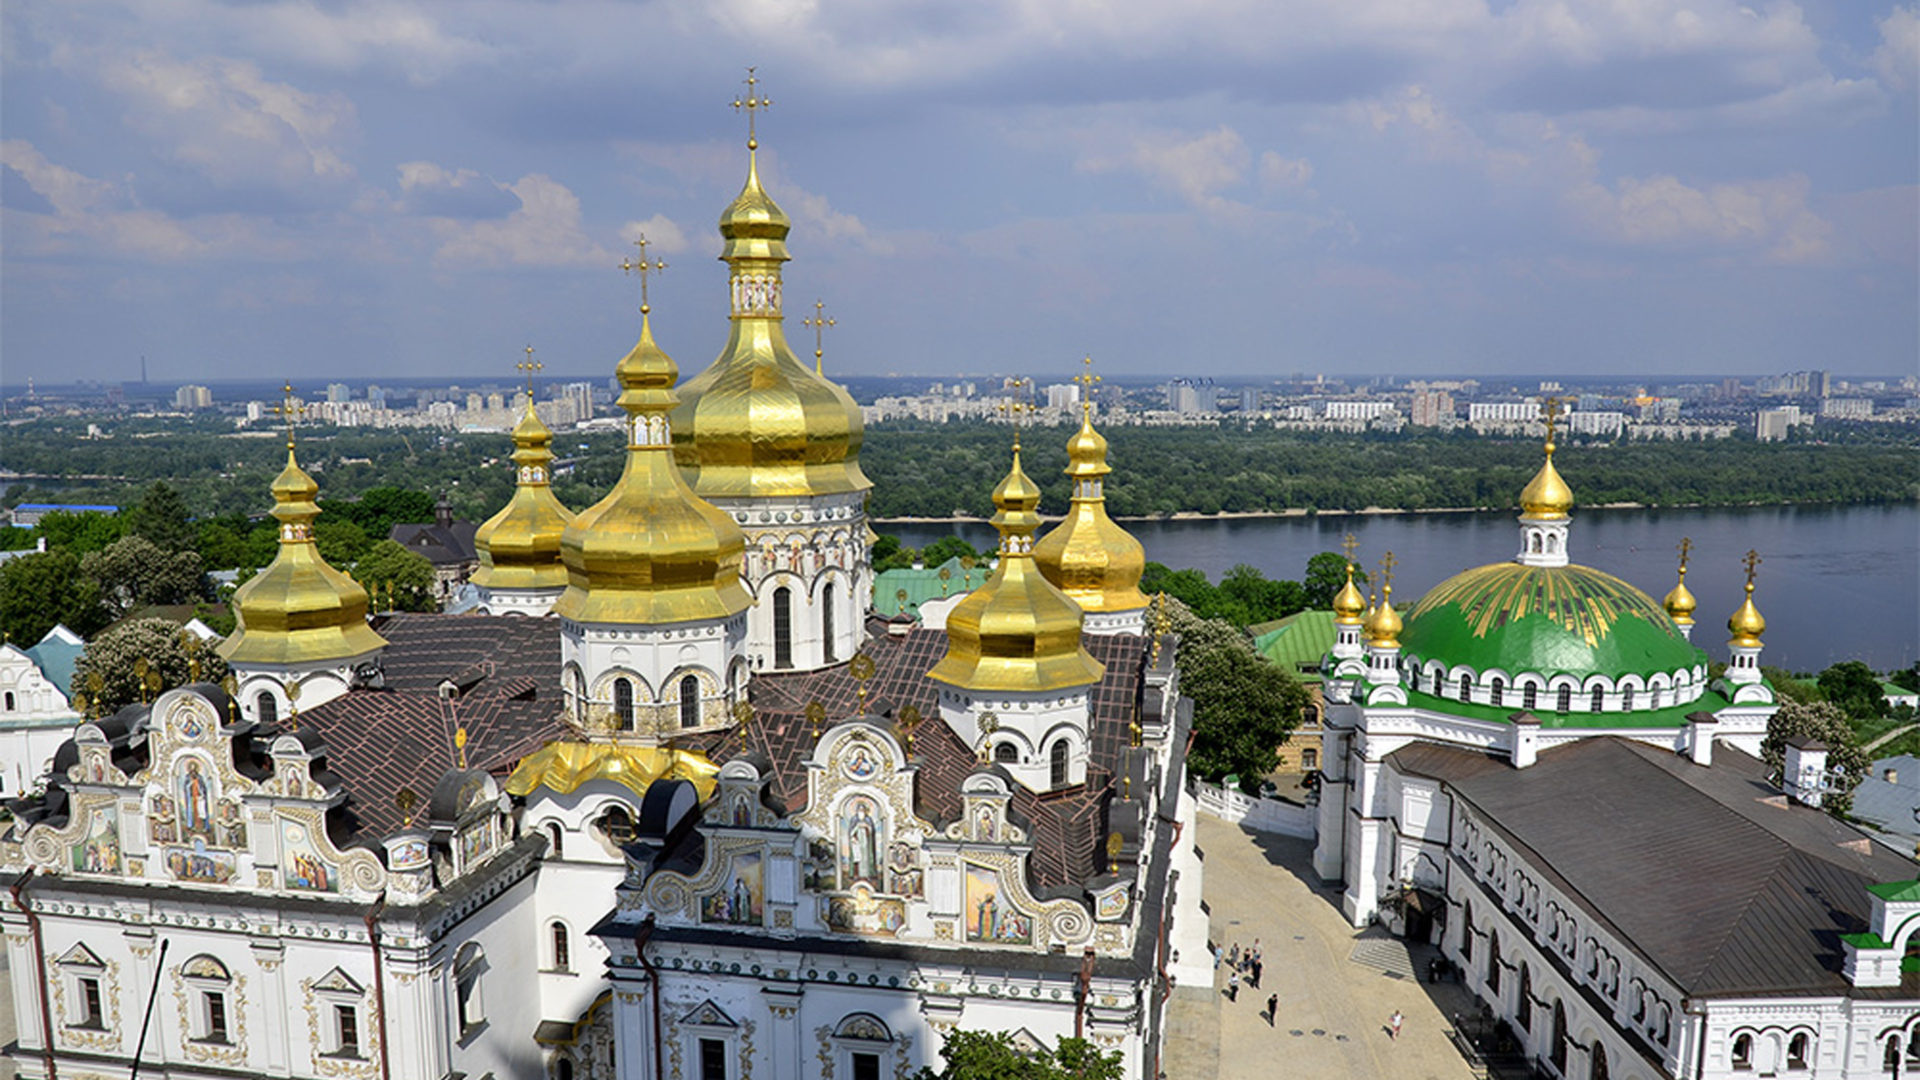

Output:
xmin=732 ymin=66 xmax=771 ymax=150
xmin=1341 ymin=531 xmax=1360 ymax=568
xmin=1743 ymin=549 xmax=1762 ymax=586
xmin=270 ymin=383 xmax=307 ymax=451
xmin=620 ymin=235 xmax=668 ymax=314
xmin=1378 ymin=550 xmax=1398 ymax=590
xmin=1539 ymin=395 xmax=1565 ymax=448
xmin=804 ymin=299 xmax=835 ymax=376
xmin=998 ymin=381 xmax=1036 ymax=449
xmin=1676 ymin=536 xmax=1693 ymax=572
xmin=1073 ymin=355 xmax=1101 ymax=415
xmin=518 ymin=345 xmax=542 ymax=400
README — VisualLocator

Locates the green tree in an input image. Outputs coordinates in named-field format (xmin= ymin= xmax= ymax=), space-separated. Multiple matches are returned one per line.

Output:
xmin=353 ymin=539 xmax=438 ymax=612
xmin=871 ymin=533 xmax=910 ymax=572
xmin=909 ymin=1030 xmax=1124 ymax=1080
xmin=1892 ymin=662 xmax=1920 ymax=695
xmin=1760 ymin=700 xmax=1870 ymax=818
xmin=1302 ymin=551 xmax=1366 ymax=610
xmin=919 ymin=535 xmax=983 ymax=568
xmin=316 ymin=519 xmax=372 ymax=567
xmin=1818 ymin=661 xmax=1889 ymax=720
xmin=35 ymin=510 xmax=126 ymax=555
xmin=82 ymin=534 xmax=207 ymax=616
xmin=70 ymin=617 xmax=230 ymax=715
xmin=1761 ymin=666 xmax=1822 ymax=705
xmin=197 ymin=520 xmax=254 ymax=571
xmin=0 ymin=549 xmax=107 ymax=645
xmin=127 ymin=481 xmax=197 ymax=552
xmin=1168 ymin=603 xmax=1308 ymax=791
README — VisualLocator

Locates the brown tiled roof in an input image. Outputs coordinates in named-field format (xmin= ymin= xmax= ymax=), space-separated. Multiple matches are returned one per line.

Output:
xmin=371 ymin=613 xmax=563 ymax=698
xmin=1392 ymin=737 xmax=1919 ymax=998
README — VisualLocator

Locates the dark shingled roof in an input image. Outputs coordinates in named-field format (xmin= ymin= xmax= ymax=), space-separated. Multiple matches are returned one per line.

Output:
xmin=371 ymin=612 xmax=564 ymax=698
xmin=1391 ymin=737 xmax=1918 ymax=998
xmin=389 ymin=520 xmax=478 ymax=569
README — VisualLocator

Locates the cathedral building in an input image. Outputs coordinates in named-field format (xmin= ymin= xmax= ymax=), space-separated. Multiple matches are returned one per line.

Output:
xmin=1 ymin=96 xmax=1198 ymax=1080
xmin=1314 ymin=420 xmax=1920 ymax=1080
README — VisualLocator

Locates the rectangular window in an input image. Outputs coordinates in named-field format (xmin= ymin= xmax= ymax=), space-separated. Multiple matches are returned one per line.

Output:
xmin=204 ymin=992 xmax=229 ymax=1043
xmin=335 ymin=1004 xmax=360 ymax=1056
xmin=852 ymin=1051 xmax=882 ymax=1080
xmin=78 ymin=976 xmax=103 ymax=1028
xmin=700 ymin=1038 xmax=728 ymax=1080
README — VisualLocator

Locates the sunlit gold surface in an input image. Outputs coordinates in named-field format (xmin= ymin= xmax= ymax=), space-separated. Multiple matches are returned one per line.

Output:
xmin=1332 ymin=564 xmax=1367 ymax=626
xmin=1663 ymin=571 xmax=1697 ymax=627
xmin=504 ymin=741 xmax=720 ymax=800
xmin=219 ymin=449 xmax=388 ymax=665
xmin=1728 ymin=581 xmax=1766 ymax=647
xmin=1034 ymin=411 xmax=1148 ymax=614
xmin=1366 ymin=584 xmax=1404 ymax=648
xmin=473 ymin=403 xmax=576 ymax=591
xmin=556 ymin=314 xmax=753 ymax=625
xmin=1519 ymin=439 xmax=1573 ymax=520
xmin=670 ymin=147 xmax=870 ymax=499
xmin=929 ymin=445 xmax=1104 ymax=693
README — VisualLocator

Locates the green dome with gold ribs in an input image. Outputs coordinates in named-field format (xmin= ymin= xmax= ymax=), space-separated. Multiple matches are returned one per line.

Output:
xmin=1397 ymin=562 xmax=1704 ymax=678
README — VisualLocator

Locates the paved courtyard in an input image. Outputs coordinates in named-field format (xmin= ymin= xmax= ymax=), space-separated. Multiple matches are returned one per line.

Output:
xmin=1166 ymin=813 xmax=1483 ymax=1079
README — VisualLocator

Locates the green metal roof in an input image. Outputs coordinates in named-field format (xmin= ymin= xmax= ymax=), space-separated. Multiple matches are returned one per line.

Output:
xmin=1250 ymin=610 xmax=1336 ymax=682
xmin=1398 ymin=561 xmax=1706 ymax=679
xmin=1377 ymin=683 xmax=1736 ymax=730
xmin=1867 ymin=880 xmax=1920 ymax=903
xmin=872 ymin=556 xmax=992 ymax=618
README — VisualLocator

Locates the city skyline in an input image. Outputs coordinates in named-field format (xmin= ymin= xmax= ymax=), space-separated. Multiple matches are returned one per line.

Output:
xmin=2 ymin=1 xmax=1916 ymax=384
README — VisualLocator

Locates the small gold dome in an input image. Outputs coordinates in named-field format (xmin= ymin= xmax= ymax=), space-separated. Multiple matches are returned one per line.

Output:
xmin=671 ymin=146 xmax=869 ymax=500
xmin=1366 ymin=584 xmax=1404 ymax=649
xmin=1332 ymin=563 xmax=1367 ymax=625
xmin=473 ymin=402 xmax=576 ymax=592
xmin=218 ymin=448 xmax=388 ymax=666
xmin=1663 ymin=568 xmax=1697 ymax=627
xmin=556 ymin=314 xmax=752 ymax=626
xmin=1727 ymin=581 xmax=1766 ymax=648
xmin=1519 ymin=440 xmax=1574 ymax=521
xmin=1035 ymin=412 xmax=1148 ymax=615
xmin=929 ymin=445 xmax=1105 ymax=694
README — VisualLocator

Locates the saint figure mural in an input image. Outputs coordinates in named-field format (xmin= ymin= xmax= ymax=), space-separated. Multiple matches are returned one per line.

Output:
xmin=840 ymin=796 xmax=882 ymax=889
xmin=181 ymin=761 xmax=213 ymax=838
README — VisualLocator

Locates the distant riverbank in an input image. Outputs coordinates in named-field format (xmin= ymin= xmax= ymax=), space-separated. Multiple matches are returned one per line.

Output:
xmin=873 ymin=497 xmax=1911 ymax=526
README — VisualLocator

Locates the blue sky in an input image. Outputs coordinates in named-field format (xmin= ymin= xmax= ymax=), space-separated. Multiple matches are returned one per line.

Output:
xmin=2 ymin=0 xmax=1915 ymax=385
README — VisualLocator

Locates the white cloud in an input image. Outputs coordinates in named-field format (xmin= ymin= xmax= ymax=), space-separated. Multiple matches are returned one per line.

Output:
xmin=0 ymin=139 xmax=274 ymax=260
xmin=1873 ymin=6 xmax=1920 ymax=94
xmin=427 ymin=174 xmax=611 ymax=268
xmin=1567 ymin=172 xmax=1832 ymax=263
xmin=1081 ymin=126 xmax=1252 ymax=211
xmin=226 ymin=1 xmax=493 ymax=81
xmin=94 ymin=52 xmax=357 ymax=190
xmin=619 ymin=215 xmax=690 ymax=255
xmin=1259 ymin=152 xmax=1314 ymax=190
xmin=398 ymin=162 xmax=483 ymax=192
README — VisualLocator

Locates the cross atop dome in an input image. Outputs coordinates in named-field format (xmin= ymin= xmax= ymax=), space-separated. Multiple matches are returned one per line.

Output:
xmin=270 ymin=383 xmax=307 ymax=453
xmin=620 ymin=235 xmax=668 ymax=315
xmin=732 ymin=66 xmax=771 ymax=151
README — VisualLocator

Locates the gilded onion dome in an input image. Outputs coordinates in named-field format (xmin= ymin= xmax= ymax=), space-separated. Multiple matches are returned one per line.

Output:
xmin=1519 ymin=436 xmax=1574 ymax=520
xmin=929 ymin=444 xmax=1105 ymax=694
xmin=1033 ymin=409 xmax=1148 ymax=613
xmin=1365 ymin=585 xmax=1404 ymax=648
xmin=555 ymin=313 xmax=752 ymax=625
xmin=218 ymin=447 xmax=388 ymax=665
xmin=669 ymin=145 xmax=870 ymax=499
xmin=1728 ymin=578 xmax=1766 ymax=648
xmin=472 ymin=402 xmax=575 ymax=591
xmin=1663 ymin=566 xmax=1697 ymax=628
xmin=1332 ymin=563 xmax=1368 ymax=625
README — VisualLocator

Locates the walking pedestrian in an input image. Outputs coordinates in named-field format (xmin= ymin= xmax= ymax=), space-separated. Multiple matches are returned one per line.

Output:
xmin=1266 ymin=994 xmax=1278 ymax=1027
xmin=1251 ymin=958 xmax=1262 ymax=988
xmin=1229 ymin=942 xmax=1240 ymax=968
xmin=1389 ymin=1010 xmax=1403 ymax=1040
xmin=1228 ymin=969 xmax=1240 ymax=1002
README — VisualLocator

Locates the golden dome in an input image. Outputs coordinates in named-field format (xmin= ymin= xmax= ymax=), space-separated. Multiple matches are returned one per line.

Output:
xmin=1728 ymin=580 xmax=1766 ymax=648
xmin=218 ymin=448 xmax=388 ymax=666
xmin=1663 ymin=567 xmax=1697 ymax=627
xmin=1366 ymin=584 xmax=1404 ymax=649
xmin=1519 ymin=439 xmax=1573 ymax=520
xmin=504 ymin=741 xmax=720 ymax=801
xmin=1035 ymin=410 xmax=1148 ymax=614
xmin=555 ymin=313 xmax=753 ymax=625
xmin=929 ymin=444 xmax=1105 ymax=694
xmin=1332 ymin=563 xmax=1367 ymax=625
xmin=472 ymin=402 xmax=576 ymax=592
xmin=670 ymin=146 xmax=869 ymax=500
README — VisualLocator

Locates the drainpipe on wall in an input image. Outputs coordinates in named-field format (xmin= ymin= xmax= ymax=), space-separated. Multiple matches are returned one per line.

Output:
xmin=9 ymin=868 xmax=57 ymax=1080
xmin=363 ymin=891 xmax=391 ymax=1080
xmin=636 ymin=916 xmax=662 ymax=1080
xmin=1075 ymin=947 xmax=1096 ymax=1039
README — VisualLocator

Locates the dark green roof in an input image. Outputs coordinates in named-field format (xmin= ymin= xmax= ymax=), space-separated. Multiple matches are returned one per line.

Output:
xmin=1250 ymin=610 xmax=1335 ymax=682
xmin=1867 ymin=880 xmax=1920 ymax=903
xmin=872 ymin=556 xmax=992 ymax=618
xmin=1398 ymin=561 xmax=1705 ymax=679
xmin=1380 ymin=684 xmax=1735 ymax=730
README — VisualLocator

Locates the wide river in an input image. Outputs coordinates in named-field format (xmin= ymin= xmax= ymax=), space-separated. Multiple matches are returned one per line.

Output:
xmin=881 ymin=503 xmax=1920 ymax=673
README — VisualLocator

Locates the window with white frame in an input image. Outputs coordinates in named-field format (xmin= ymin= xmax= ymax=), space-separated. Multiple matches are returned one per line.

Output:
xmin=831 ymin=1013 xmax=894 ymax=1079
xmin=180 ymin=955 xmax=233 ymax=1044
xmin=55 ymin=944 xmax=108 ymax=1030
xmin=454 ymin=943 xmax=486 ymax=1036
xmin=312 ymin=967 xmax=366 ymax=1058
xmin=550 ymin=921 xmax=571 ymax=972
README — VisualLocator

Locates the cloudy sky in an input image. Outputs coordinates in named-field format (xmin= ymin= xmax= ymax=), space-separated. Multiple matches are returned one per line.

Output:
xmin=2 ymin=0 xmax=1914 ymax=385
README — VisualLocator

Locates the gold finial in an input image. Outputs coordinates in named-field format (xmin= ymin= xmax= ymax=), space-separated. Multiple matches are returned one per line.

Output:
xmin=620 ymin=235 xmax=668 ymax=315
xmin=1728 ymin=549 xmax=1766 ymax=646
xmin=1129 ymin=719 xmax=1143 ymax=748
xmin=145 ymin=669 xmax=162 ymax=701
xmin=285 ymin=679 xmax=301 ymax=728
xmin=1540 ymin=395 xmax=1565 ymax=454
xmin=898 ymin=704 xmax=922 ymax=755
xmin=731 ymin=66 xmax=771 ymax=151
xmin=1341 ymin=532 xmax=1360 ymax=565
xmin=454 ymin=724 xmax=469 ymax=769
xmin=803 ymin=299 xmax=836 ymax=376
xmin=734 ymin=701 xmax=755 ymax=753
xmin=269 ymin=383 xmax=307 ymax=452
xmin=72 ymin=691 xmax=88 ymax=720
xmin=1073 ymin=355 xmax=1102 ymax=417
xmin=133 ymin=657 xmax=151 ymax=702
xmin=997 ymin=387 xmax=1036 ymax=451
xmin=397 ymin=788 xmax=419 ymax=828
xmin=806 ymin=700 xmax=825 ymax=741
xmin=518 ymin=345 xmax=543 ymax=401
xmin=1743 ymin=548 xmax=1761 ymax=585
xmin=978 ymin=712 xmax=999 ymax=764
xmin=86 ymin=671 xmax=104 ymax=718
xmin=1378 ymin=550 xmax=1397 ymax=590
xmin=850 ymin=652 xmax=876 ymax=712
xmin=1664 ymin=536 xmax=1698 ymax=625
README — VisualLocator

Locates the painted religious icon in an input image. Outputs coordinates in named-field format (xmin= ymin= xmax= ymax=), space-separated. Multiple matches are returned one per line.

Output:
xmin=217 ymin=800 xmax=248 ymax=850
xmin=165 ymin=839 xmax=236 ymax=884
xmin=458 ymin=821 xmax=493 ymax=869
xmin=279 ymin=818 xmax=335 ymax=892
xmin=838 ymin=796 xmax=883 ymax=889
xmin=972 ymin=802 xmax=997 ymax=842
xmin=731 ymin=794 xmax=754 ymax=827
xmin=700 ymin=852 xmax=764 ymax=926
xmin=179 ymin=760 xmax=214 ymax=841
xmin=148 ymin=793 xmax=177 ymax=845
xmin=824 ymin=885 xmax=906 ymax=936
xmin=964 ymin=862 xmax=1032 ymax=945
xmin=71 ymin=806 xmax=120 ymax=874
xmin=842 ymin=742 xmax=880 ymax=781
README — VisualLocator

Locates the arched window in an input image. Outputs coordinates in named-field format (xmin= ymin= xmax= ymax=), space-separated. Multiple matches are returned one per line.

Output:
xmin=1301 ymin=748 xmax=1318 ymax=769
xmin=1303 ymin=705 xmax=1320 ymax=725
xmin=679 ymin=674 xmax=700 ymax=729
xmin=1522 ymin=685 xmax=1538 ymax=711
xmin=1490 ymin=677 xmax=1505 ymax=707
xmin=773 ymin=586 xmax=793 ymax=669
xmin=454 ymin=943 xmax=485 ymax=1034
xmin=1487 ymin=933 xmax=1502 ymax=995
xmin=3 ymin=691 xmax=13 ymax=711
xmin=570 ymin=668 xmax=586 ymax=721
xmin=1551 ymin=1001 xmax=1568 ymax=1071
xmin=994 ymin=742 xmax=1019 ymax=765
xmin=1557 ymin=686 xmax=1572 ymax=714
xmin=1591 ymin=686 xmax=1605 ymax=712
xmin=1592 ymin=1043 xmax=1609 ymax=1080
xmin=257 ymin=691 xmax=278 ymax=725
xmin=545 ymin=823 xmax=562 ymax=859
xmin=822 ymin=582 xmax=837 ymax=664
xmin=613 ymin=678 xmax=635 ymax=730
xmin=558 ymin=1059 xmax=574 ymax=1080
xmin=550 ymin=921 xmax=570 ymax=972
xmin=1050 ymin=740 xmax=1070 ymax=789
xmin=1460 ymin=674 xmax=1473 ymax=701
xmin=1734 ymin=1033 xmax=1755 ymax=1070
xmin=1517 ymin=963 xmax=1533 ymax=1029
xmin=1460 ymin=900 xmax=1473 ymax=961
xmin=1621 ymin=686 xmax=1635 ymax=711
xmin=1788 ymin=1033 xmax=1809 ymax=1069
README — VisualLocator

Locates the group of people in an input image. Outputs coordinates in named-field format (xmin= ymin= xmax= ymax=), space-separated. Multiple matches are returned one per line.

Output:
xmin=1216 ymin=939 xmax=1279 ymax=1024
